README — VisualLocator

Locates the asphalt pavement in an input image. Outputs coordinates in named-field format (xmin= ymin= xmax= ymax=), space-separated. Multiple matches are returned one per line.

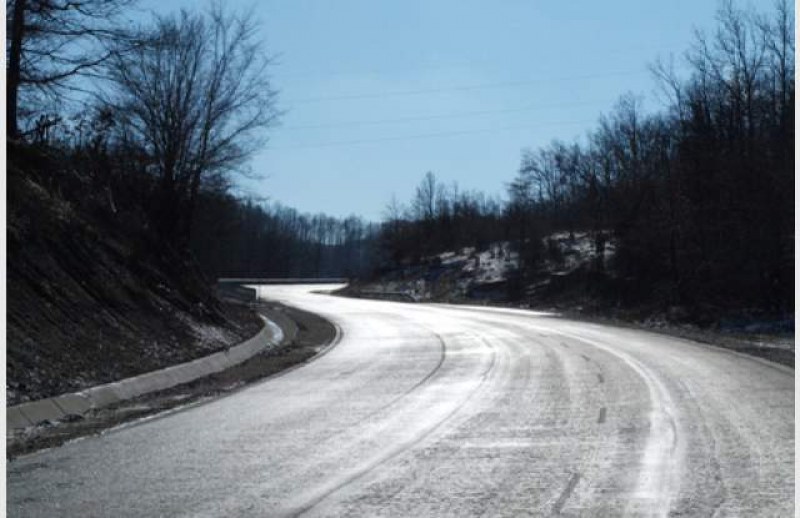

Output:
xmin=7 ymin=285 xmax=794 ymax=517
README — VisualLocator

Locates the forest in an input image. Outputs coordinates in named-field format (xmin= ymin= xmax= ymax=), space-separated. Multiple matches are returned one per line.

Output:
xmin=7 ymin=0 xmax=374 ymax=281
xmin=378 ymin=1 xmax=794 ymax=315
xmin=6 ymin=0 xmax=794 ymax=318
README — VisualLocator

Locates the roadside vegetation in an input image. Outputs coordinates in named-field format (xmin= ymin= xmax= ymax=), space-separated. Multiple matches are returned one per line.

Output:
xmin=5 ymin=0 xmax=793 ymax=405
xmin=6 ymin=0 xmax=378 ymax=405
xmin=368 ymin=1 xmax=793 ymax=331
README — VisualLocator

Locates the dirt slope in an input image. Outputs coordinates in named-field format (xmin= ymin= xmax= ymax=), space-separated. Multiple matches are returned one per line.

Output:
xmin=7 ymin=142 xmax=261 ymax=405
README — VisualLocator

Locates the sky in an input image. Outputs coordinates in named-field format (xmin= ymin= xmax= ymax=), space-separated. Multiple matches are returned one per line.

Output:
xmin=137 ymin=0 xmax=723 ymax=221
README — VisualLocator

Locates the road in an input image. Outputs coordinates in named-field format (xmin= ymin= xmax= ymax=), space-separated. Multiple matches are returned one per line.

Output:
xmin=7 ymin=285 xmax=795 ymax=517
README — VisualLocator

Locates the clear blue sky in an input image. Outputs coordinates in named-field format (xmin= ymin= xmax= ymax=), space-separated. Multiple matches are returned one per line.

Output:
xmin=139 ymin=0 xmax=722 ymax=221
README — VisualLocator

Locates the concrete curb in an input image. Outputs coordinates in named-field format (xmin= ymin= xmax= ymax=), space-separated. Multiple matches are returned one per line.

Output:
xmin=7 ymin=316 xmax=285 ymax=430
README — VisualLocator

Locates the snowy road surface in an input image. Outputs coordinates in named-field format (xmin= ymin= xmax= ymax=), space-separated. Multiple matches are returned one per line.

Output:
xmin=7 ymin=285 xmax=794 ymax=516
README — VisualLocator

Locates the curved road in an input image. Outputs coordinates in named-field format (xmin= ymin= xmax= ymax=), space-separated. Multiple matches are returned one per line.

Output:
xmin=8 ymin=285 xmax=794 ymax=516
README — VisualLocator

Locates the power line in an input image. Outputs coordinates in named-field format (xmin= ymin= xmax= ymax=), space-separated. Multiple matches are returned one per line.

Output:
xmin=280 ymin=99 xmax=616 ymax=131
xmin=270 ymin=120 xmax=593 ymax=150
xmin=283 ymin=70 xmax=648 ymax=104
xmin=275 ymin=43 xmax=686 ymax=81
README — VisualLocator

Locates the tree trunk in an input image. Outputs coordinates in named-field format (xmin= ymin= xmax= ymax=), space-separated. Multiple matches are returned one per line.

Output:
xmin=180 ymin=170 xmax=203 ymax=251
xmin=155 ymin=172 xmax=180 ymax=247
xmin=7 ymin=0 xmax=26 ymax=138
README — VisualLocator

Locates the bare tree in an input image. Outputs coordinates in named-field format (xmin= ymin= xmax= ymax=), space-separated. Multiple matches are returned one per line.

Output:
xmin=6 ymin=0 xmax=136 ymax=137
xmin=105 ymin=5 xmax=279 ymax=247
xmin=413 ymin=171 xmax=438 ymax=222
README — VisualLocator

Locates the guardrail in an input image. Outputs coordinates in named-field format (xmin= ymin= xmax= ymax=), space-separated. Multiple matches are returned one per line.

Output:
xmin=354 ymin=290 xmax=417 ymax=303
xmin=218 ymin=278 xmax=348 ymax=285
xmin=216 ymin=283 xmax=258 ymax=303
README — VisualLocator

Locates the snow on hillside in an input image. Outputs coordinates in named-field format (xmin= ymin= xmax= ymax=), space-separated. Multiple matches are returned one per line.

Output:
xmin=354 ymin=232 xmax=617 ymax=302
xmin=445 ymin=242 xmax=518 ymax=284
xmin=543 ymin=231 xmax=616 ymax=273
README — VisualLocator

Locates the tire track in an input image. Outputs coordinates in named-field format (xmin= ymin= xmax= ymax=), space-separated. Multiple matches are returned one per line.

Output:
xmin=353 ymin=330 xmax=448 ymax=422
xmin=307 ymin=320 xmax=448 ymax=446
xmin=553 ymin=331 xmax=683 ymax=517
xmin=452 ymin=310 xmax=682 ymax=515
xmin=552 ymin=473 xmax=581 ymax=514
xmin=290 ymin=334 xmax=497 ymax=517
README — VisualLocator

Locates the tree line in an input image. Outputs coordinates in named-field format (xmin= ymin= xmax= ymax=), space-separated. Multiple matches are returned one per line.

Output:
xmin=8 ymin=0 xmax=793 ymax=311
xmin=379 ymin=1 xmax=794 ymax=313
xmin=7 ymin=1 xmax=372 ymax=280
xmin=379 ymin=171 xmax=505 ymax=268
xmin=8 ymin=0 xmax=277 ymax=243
xmin=191 ymin=193 xmax=378 ymax=279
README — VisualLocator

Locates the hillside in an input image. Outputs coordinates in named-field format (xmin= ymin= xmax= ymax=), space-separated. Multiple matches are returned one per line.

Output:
xmin=344 ymin=233 xmax=616 ymax=305
xmin=7 ymin=142 xmax=262 ymax=405
xmin=343 ymin=233 xmax=793 ymax=365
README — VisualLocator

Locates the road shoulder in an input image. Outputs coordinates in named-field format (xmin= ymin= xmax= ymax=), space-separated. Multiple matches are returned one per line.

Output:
xmin=7 ymin=301 xmax=337 ymax=459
